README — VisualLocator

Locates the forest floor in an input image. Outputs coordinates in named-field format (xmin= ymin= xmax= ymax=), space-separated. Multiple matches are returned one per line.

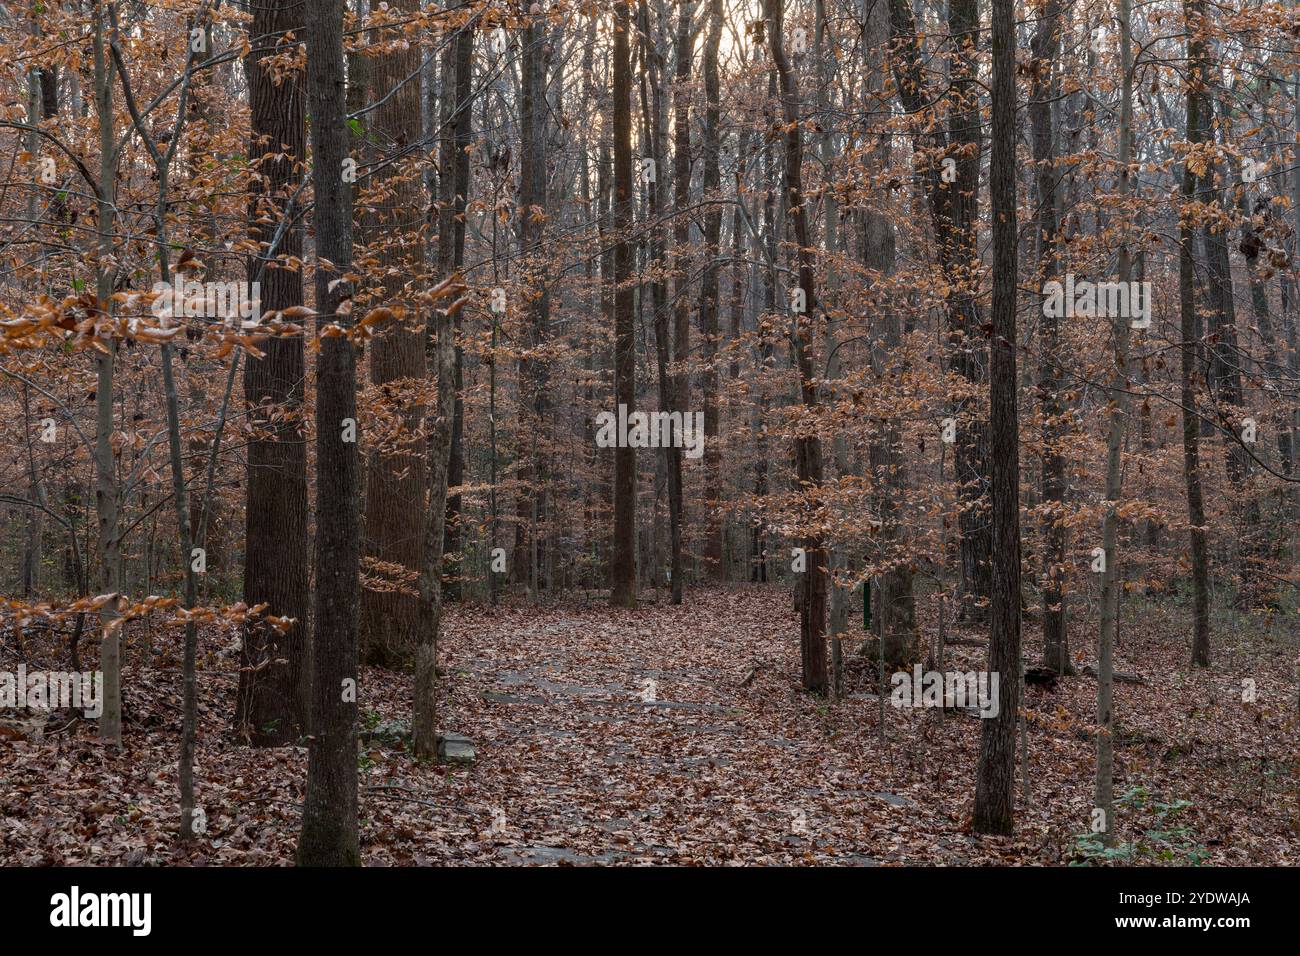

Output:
xmin=2 ymin=585 xmax=1297 ymax=865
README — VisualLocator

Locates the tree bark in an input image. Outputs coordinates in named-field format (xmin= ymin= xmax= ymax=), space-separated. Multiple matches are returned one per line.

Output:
xmin=766 ymin=0 xmax=828 ymax=694
xmin=1096 ymin=0 xmax=1137 ymax=845
xmin=887 ymin=0 xmax=990 ymax=621
xmin=946 ymin=0 xmax=992 ymax=622
xmin=359 ymin=0 xmax=429 ymax=667
xmin=610 ymin=0 xmax=638 ymax=608
xmin=973 ymin=0 xmax=1022 ymax=835
xmin=1031 ymin=0 xmax=1071 ymax=675
xmin=1181 ymin=0 xmax=1212 ymax=669
xmin=441 ymin=12 xmax=474 ymax=603
xmin=91 ymin=4 xmax=122 ymax=748
xmin=699 ymin=0 xmax=724 ymax=583
xmin=237 ymin=0 xmax=311 ymax=747
xmin=297 ymin=0 xmax=360 ymax=867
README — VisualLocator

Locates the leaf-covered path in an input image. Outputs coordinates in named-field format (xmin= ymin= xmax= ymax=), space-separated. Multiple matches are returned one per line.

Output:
xmin=2 ymin=586 xmax=1296 ymax=864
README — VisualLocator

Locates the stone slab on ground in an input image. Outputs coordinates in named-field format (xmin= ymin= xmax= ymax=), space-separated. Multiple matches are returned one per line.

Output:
xmin=437 ymin=732 xmax=476 ymax=765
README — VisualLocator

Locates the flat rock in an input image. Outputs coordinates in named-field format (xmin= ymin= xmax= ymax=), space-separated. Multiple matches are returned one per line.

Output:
xmin=437 ymin=732 xmax=476 ymax=765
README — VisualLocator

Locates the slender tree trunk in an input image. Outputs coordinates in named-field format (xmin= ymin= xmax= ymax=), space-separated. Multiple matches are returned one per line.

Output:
xmin=511 ymin=12 xmax=551 ymax=599
xmin=92 ymin=5 xmax=122 ymax=748
xmin=441 ymin=10 xmax=474 ymax=603
xmin=752 ymin=72 xmax=778 ymax=588
xmin=297 ymin=0 xmax=360 ymax=866
xmin=699 ymin=0 xmax=724 ymax=583
xmin=412 ymin=279 xmax=465 ymax=756
xmin=20 ymin=14 xmax=52 ymax=599
xmin=610 ymin=0 xmax=638 ymax=607
xmin=594 ymin=64 xmax=615 ymax=590
xmin=1181 ymin=0 xmax=1212 ymax=668
xmin=867 ymin=213 xmax=917 ymax=669
xmin=823 ymin=0 xmax=849 ymax=684
xmin=662 ymin=1 xmax=693 ymax=604
xmin=1096 ymin=0 xmax=1137 ymax=845
xmin=947 ymin=0 xmax=992 ymax=623
xmin=441 ymin=16 xmax=473 ymax=606
xmin=766 ymin=0 xmax=828 ymax=694
xmin=973 ymin=0 xmax=1022 ymax=835
xmin=1031 ymin=0 xmax=1071 ymax=675
xmin=860 ymin=0 xmax=914 ymax=671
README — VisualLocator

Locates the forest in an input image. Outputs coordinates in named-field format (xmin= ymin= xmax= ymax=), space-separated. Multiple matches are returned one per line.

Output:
xmin=0 ymin=0 xmax=1296 ymax=869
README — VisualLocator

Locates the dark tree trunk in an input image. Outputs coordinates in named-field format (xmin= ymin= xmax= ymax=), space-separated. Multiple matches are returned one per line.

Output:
xmin=699 ymin=0 xmax=724 ymax=582
xmin=1181 ymin=0 xmax=1212 ymax=668
xmin=766 ymin=0 xmax=828 ymax=694
xmin=610 ymin=1 xmax=638 ymax=607
xmin=441 ymin=12 xmax=474 ymax=600
xmin=665 ymin=1 xmax=693 ymax=605
xmin=973 ymin=0 xmax=1022 ymax=836
xmin=297 ymin=0 xmax=360 ymax=867
xmin=1030 ymin=0 xmax=1071 ymax=675
xmin=509 ymin=14 xmax=544 ymax=596
xmin=947 ymin=0 xmax=992 ymax=623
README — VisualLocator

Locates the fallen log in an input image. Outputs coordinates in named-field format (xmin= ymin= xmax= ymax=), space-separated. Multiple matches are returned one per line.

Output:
xmin=1081 ymin=663 xmax=1146 ymax=684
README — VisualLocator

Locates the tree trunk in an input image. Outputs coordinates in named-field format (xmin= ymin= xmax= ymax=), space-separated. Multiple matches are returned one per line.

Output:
xmin=91 ymin=5 xmax=122 ymax=748
xmin=297 ymin=0 xmax=360 ymax=867
xmin=699 ymin=0 xmax=724 ymax=583
xmin=1181 ymin=0 xmax=1212 ymax=668
xmin=1031 ymin=0 xmax=1071 ymax=675
xmin=441 ymin=10 xmax=474 ymax=603
xmin=766 ymin=0 xmax=828 ymax=694
xmin=237 ymin=0 xmax=311 ymax=747
xmin=663 ymin=1 xmax=693 ymax=605
xmin=887 ymin=0 xmax=990 ymax=621
xmin=610 ymin=0 xmax=638 ymax=607
xmin=359 ymin=0 xmax=429 ymax=667
xmin=1096 ymin=0 xmax=1137 ymax=845
xmin=973 ymin=0 xmax=1022 ymax=836
xmin=947 ymin=0 xmax=992 ymax=623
